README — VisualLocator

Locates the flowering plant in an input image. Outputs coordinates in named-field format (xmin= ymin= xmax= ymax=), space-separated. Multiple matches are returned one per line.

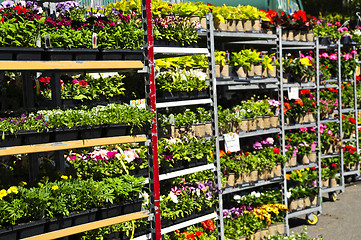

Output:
xmin=320 ymin=88 xmax=338 ymax=116
xmin=165 ymin=220 xmax=217 ymax=240
xmin=342 ymin=113 xmax=356 ymax=139
xmin=233 ymin=190 xmax=282 ymax=205
xmin=269 ymin=226 xmax=323 ymax=240
xmin=160 ymin=182 xmax=218 ymax=220
xmin=156 ymin=69 xmax=208 ymax=92
xmin=314 ymin=20 xmax=345 ymax=41
xmin=341 ymin=82 xmax=354 ymax=108
xmin=158 ymin=137 xmax=213 ymax=168
xmin=341 ymin=50 xmax=358 ymax=79
xmin=343 ymin=144 xmax=360 ymax=165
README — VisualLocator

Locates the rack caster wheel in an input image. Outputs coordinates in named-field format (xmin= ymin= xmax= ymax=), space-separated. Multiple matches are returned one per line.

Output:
xmin=329 ymin=192 xmax=337 ymax=202
xmin=306 ymin=214 xmax=318 ymax=225
xmin=345 ymin=176 xmax=352 ymax=184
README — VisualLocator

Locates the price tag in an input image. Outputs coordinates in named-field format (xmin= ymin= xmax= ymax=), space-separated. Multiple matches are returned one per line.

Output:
xmin=288 ymin=87 xmax=299 ymax=100
xmin=92 ymin=33 xmax=97 ymax=49
xmin=130 ymin=99 xmax=146 ymax=109
xmin=36 ymin=34 xmax=41 ymax=48
xmin=224 ymin=133 xmax=240 ymax=153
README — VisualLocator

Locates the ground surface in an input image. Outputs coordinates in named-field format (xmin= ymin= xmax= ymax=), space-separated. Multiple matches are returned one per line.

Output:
xmin=290 ymin=180 xmax=361 ymax=240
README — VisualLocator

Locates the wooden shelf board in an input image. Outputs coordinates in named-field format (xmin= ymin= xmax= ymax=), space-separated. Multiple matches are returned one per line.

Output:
xmin=0 ymin=135 xmax=147 ymax=156
xmin=20 ymin=211 xmax=149 ymax=240
xmin=0 ymin=61 xmax=143 ymax=71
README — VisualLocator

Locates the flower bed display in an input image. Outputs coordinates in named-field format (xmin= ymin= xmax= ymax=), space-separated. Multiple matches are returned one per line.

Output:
xmin=220 ymin=137 xmax=286 ymax=188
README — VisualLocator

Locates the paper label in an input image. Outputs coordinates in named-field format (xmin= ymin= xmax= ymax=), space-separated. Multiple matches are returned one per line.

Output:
xmin=130 ymin=99 xmax=146 ymax=109
xmin=36 ymin=34 xmax=41 ymax=48
xmin=288 ymin=87 xmax=299 ymax=100
xmin=44 ymin=35 xmax=51 ymax=48
xmin=224 ymin=132 xmax=240 ymax=153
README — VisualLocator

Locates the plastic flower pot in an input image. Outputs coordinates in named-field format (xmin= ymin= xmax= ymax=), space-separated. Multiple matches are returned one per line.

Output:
xmin=100 ymin=49 xmax=143 ymax=60
xmin=79 ymin=126 xmax=102 ymax=139
xmin=15 ymin=219 xmax=47 ymax=239
xmin=23 ymin=130 xmax=51 ymax=145
xmin=52 ymin=127 xmax=80 ymax=142
xmin=44 ymin=48 xmax=99 ymax=61
xmin=0 ymin=47 xmax=43 ymax=60
xmin=263 ymin=116 xmax=271 ymax=129
xmin=0 ymin=133 xmax=23 ymax=147
xmin=102 ymin=124 xmax=131 ymax=137
xmin=319 ymin=37 xmax=331 ymax=46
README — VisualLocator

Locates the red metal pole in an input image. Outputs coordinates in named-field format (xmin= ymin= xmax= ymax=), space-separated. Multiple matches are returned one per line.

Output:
xmin=144 ymin=0 xmax=161 ymax=239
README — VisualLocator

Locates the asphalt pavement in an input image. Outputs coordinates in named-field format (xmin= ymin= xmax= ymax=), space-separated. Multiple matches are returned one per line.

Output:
xmin=290 ymin=180 xmax=361 ymax=240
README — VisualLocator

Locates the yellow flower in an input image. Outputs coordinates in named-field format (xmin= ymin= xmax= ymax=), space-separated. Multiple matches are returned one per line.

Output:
xmin=94 ymin=185 xmax=98 ymax=190
xmin=19 ymin=181 xmax=27 ymax=186
xmin=0 ymin=189 xmax=7 ymax=200
xmin=52 ymin=185 xmax=59 ymax=190
xmin=7 ymin=186 xmax=18 ymax=194
xmin=77 ymin=175 xmax=82 ymax=178
xmin=61 ymin=175 xmax=68 ymax=180
xmin=300 ymin=57 xmax=312 ymax=66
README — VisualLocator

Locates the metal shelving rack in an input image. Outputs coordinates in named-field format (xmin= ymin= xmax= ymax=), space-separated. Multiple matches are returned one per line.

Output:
xmin=278 ymin=28 xmax=322 ymax=235
xmin=318 ymin=40 xmax=346 ymax=200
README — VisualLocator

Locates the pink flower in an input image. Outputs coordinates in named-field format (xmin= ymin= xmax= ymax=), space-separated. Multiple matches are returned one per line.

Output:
xmin=123 ymin=150 xmax=139 ymax=163
xmin=338 ymin=27 xmax=348 ymax=32
xmin=343 ymin=53 xmax=353 ymax=60
xmin=266 ymin=137 xmax=274 ymax=145
xmin=300 ymin=127 xmax=308 ymax=132
xmin=309 ymin=127 xmax=316 ymax=132
xmin=306 ymin=55 xmax=313 ymax=61
xmin=351 ymin=50 xmax=357 ymax=55
xmin=300 ymin=52 xmax=305 ymax=58
xmin=327 ymin=22 xmax=333 ymax=26
xmin=72 ymin=79 xmax=78 ymax=84
xmin=335 ymin=22 xmax=341 ymax=27
xmin=327 ymin=130 xmax=333 ymax=135
xmin=311 ymin=143 xmax=317 ymax=151
xmin=329 ymin=54 xmax=337 ymax=60
xmin=321 ymin=52 xmax=329 ymax=58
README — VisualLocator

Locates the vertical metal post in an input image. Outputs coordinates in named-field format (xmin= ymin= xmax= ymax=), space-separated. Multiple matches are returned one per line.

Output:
xmin=277 ymin=26 xmax=288 ymax=235
xmin=50 ymin=72 xmax=62 ymax=108
xmin=141 ymin=0 xmax=161 ymax=239
xmin=337 ymin=40 xmax=345 ymax=192
xmin=206 ymin=12 xmax=224 ymax=240
xmin=22 ymin=72 xmax=34 ymax=109
xmin=316 ymin=37 xmax=323 ymax=214
xmin=352 ymin=46 xmax=360 ymax=177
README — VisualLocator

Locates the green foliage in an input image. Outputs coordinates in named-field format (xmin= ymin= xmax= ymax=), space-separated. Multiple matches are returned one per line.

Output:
xmin=156 ymin=69 xmax=208 ymax=92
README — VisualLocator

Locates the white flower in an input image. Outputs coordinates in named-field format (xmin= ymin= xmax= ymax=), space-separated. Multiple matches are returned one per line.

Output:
xmin=233 ymin=195 xmax=241 ymax=200
xmin=169 ymin=191 xmax=178 ymax=203
xmin=286 ymin=191 xmax=291 ymax=199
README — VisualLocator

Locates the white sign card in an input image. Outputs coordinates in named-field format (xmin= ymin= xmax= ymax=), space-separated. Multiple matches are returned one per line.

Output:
xmin=224 ymin=133 xmax=240 ymax=153
xmin=288 ymin=87 xmax=299 ymax=100
xmin=130 ymin=99 xmax=146 ymax=109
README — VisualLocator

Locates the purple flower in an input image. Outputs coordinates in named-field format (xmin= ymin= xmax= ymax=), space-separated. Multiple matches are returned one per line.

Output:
xmin=111 ymin=7 xmax=120 ymax=15
xmin=253 ymin=142 xmax=262 ymax=150
xmin=171 ymin=186 xmax=181 ymax=196
xmin=198 ymin=182 xmax=205 ymax=190
xmin=204 ymin=192 xmax=212 ymax=200
xmin=223 ymin=209 xmax=230 ymax=218
xmin=1 ymin=0 xmax=14 ymax=8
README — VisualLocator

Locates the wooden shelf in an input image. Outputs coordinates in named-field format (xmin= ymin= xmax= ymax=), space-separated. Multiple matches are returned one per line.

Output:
xmin=20 ymin=211 xmax=149 ymax=240
xmin=0 ymin=135 xmax=147 ymax=156
xmin=0 ymin=60 xmax=143 ymax=71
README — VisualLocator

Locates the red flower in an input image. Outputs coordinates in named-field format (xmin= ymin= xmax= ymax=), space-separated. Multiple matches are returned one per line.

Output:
xmin=331 ymin=163 xmax=338 ymax=168
xmin=300 ymin=89 xmax=310 ymax=95
xmin=244 ymin=152 xmax=249 ymax=156
xmin=348 ymin=117 xmax=356 ymax=124
xmin=0 ymin=17 xmax=3 ymax=24
xmin=294 ymin=98 xmax=303 ymax=106
xmin=292 ymin=10 xmax=307 ymax=22
xmin=341 ymin=84 xmax=344 ymax=90
xmin=311 ymin=102 xmax=316 ymax=106
xmin=195 ymin=231 xmax=203 ymax=237
xmin=39 ymin=76 xmax=51 ymax=85
xmin=78 ymin=80 xmax=88 ymax=87
xmin=342 ymin=115 xmax=345 ymax=119
xmin=186 ymin=234 xmax=195 ymax=239
xmin=357 ymin=75 xmax=361 ymax=81
xmin=273 ymin=147 xmax=280 ymax=154
xmin=310 ymin=167 xmax=316 ymax=170
xmin=201 ymin=219 xmax=215 ymax=231
xmin=13 ymin=5 xmax=28 ymax=14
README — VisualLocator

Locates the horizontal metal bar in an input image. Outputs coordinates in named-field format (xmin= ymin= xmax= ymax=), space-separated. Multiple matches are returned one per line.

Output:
xmin=342 ymin=138 xmax=356 ymax=142
xmin=222 ymin=177 xmax=283 ymax=195
xmin=321 ymin=186 xmax=343 ymax=194
xmin=321 ymin=153 xmax=340 ymax=159
xmin=132 ymin=234 xmax=151 ymax=240
xmin=159 ymin=164 xmax=215 ymax=181
xmin=154 ymin=47 xmax=209 ymax=58
xmin=219 ymin=128 xmax=281 ymax=140
xmin=283 ymin=83 xmax=316 ymax=89
xmin=156 ymin=98 xmax=212 ymax=108
xmin=287 ymin=206 xmax=322 ymax=219
xmin=285 ymin=163 xmax=318 ymax=172
xmin=282 ymin=41 xmax=315 ymax=47
xmin=227 ymin=84 xmax=279 ymax=90
xmin=161 ymin=212 xmax=217 ymax=235
xmin=284 ymin=122 xmax=316 ymax=130
xmin=319 ymin=84 xmax=338 ymax=89
xmin=343 ymin=170 xmax=360 ymax=176
xmin=320 ymin=119 xmax=339 ymax=124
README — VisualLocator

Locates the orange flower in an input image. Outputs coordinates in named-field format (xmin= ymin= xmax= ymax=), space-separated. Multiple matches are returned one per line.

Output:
xmin=300 ymin=89 xmax=310 ymax=95
xmin=286 ymin=174 xmax=291 ymax=180
xmin=311 ymin=102 xmax=316 ymax=106
xmin=294 ymin=98 xmax=303 ymax=106
xmin=219 ymin=150 xmax=226 ymax=157
xmin=195 ymin=231 xmax=203 ymax=236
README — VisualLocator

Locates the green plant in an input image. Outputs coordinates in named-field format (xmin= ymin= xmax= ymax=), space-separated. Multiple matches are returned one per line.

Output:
xmin=156 ymin=69 xmax=208 ymax=92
